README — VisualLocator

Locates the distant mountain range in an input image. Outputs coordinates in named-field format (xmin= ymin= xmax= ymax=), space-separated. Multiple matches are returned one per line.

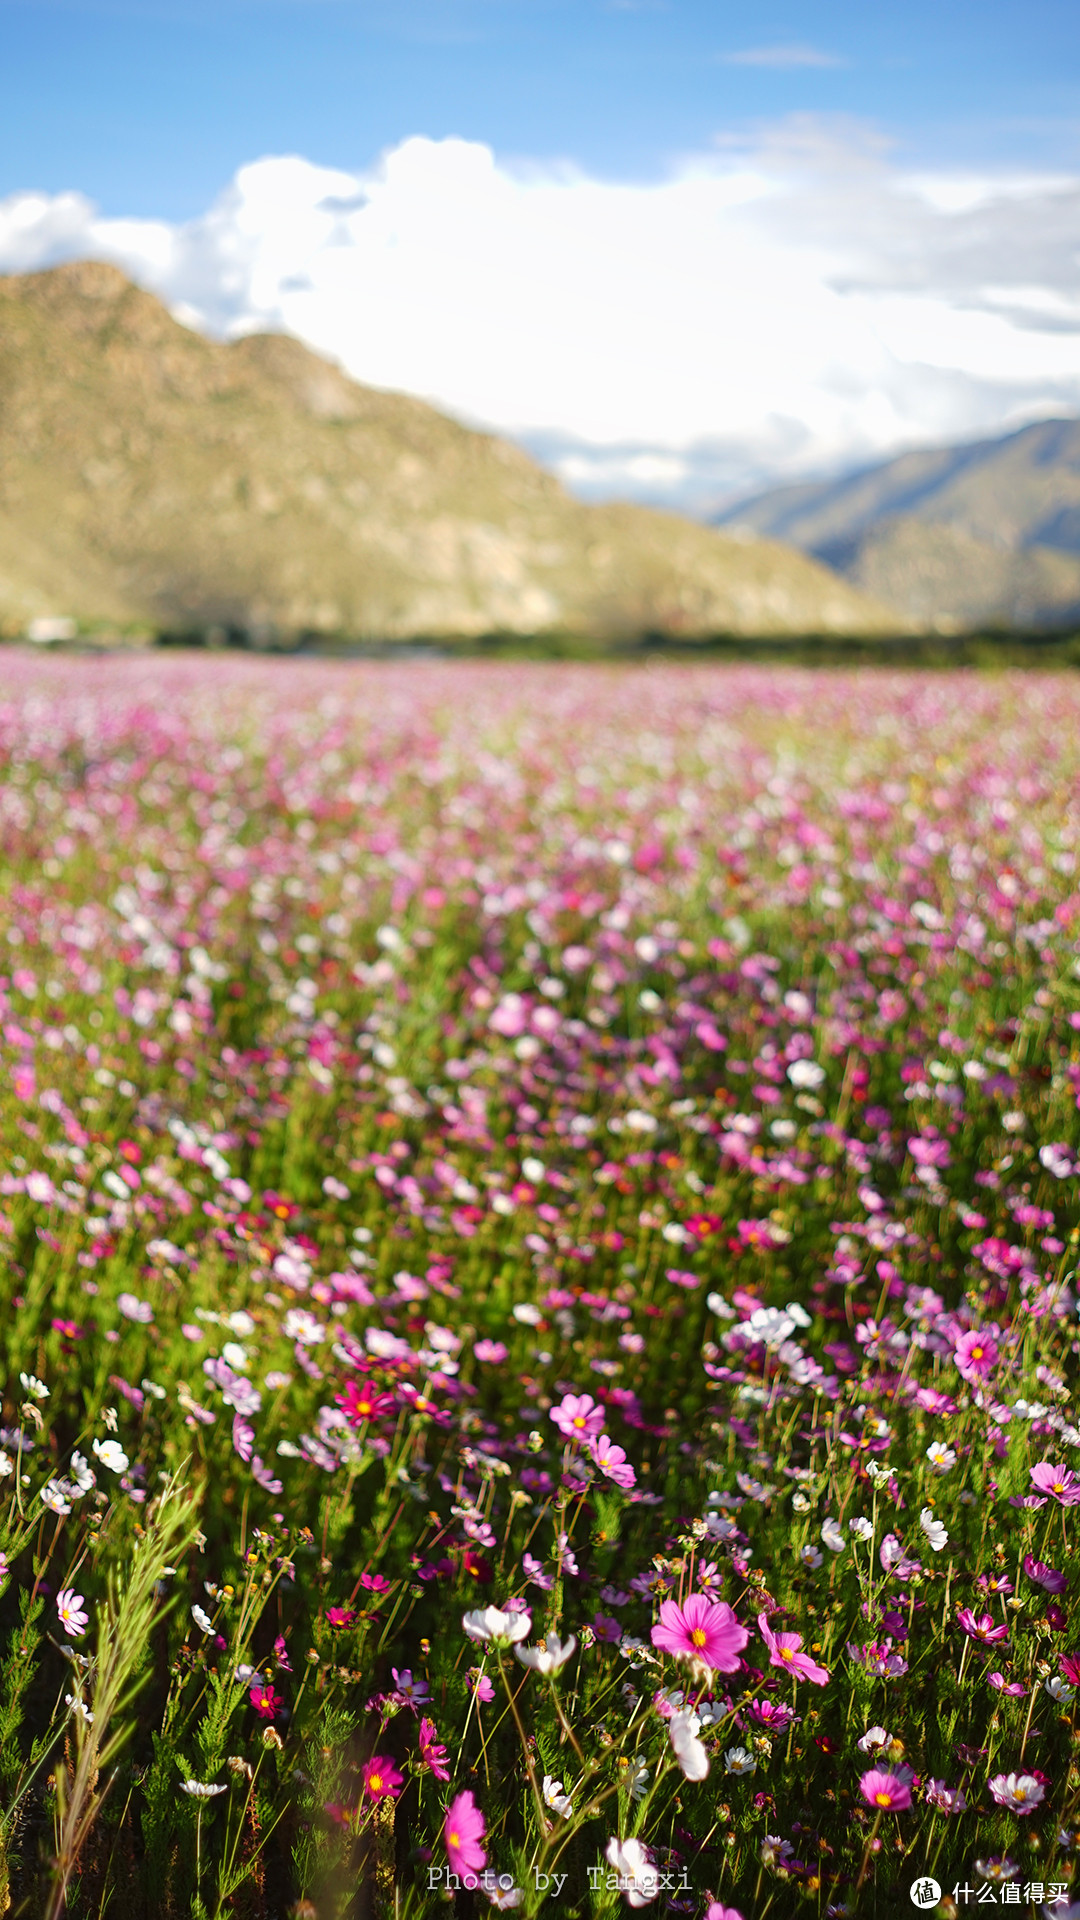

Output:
xmin=718 ymin=418 xmax=1080 ymax=632
xmin=0 ymin=262 xmax=904 ymax=645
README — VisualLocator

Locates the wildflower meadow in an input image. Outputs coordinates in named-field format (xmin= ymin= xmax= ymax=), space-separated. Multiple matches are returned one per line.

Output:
xmin=3 ymin=652 xmax=1080 ymax=1920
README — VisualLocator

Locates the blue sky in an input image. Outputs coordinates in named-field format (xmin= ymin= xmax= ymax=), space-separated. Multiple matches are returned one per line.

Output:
xmin=2 ymin=0 xmax=1080 ymax=507
xmin=4 ymin=0 xmax=1079 ymax=219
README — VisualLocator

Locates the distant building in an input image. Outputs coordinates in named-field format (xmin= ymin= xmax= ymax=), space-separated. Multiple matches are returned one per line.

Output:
xmin=27 ymin=616 xmax=77 ymax=643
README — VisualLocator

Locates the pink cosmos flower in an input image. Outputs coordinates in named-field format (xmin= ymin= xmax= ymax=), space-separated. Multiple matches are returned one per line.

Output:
xmin=859 ymin=1769 xmax=912 ymax=1811
xmin=957 ymin=1609 xmax=1009 ymax=1646
xmin=589 ymin=1432 xmax=636 ymax=1490
xmin=56 ymin=1589 xmax=89 ymax=1638
xmin=326 ymin=1607 xmax=357 ymax=1628
xmin=1030 ymin=1462 xmax=1080 ymax=1505
xmin=418 ymin=1718 xmax=451 ymax=1781
xmin=954 ymin=1329 xmax=999 ymax=1381
xmin=444 ymin=1789 xmax=487 ymax=1877
xmin=757 ymin=1612 xmax=829 ymax=1685
xmin=987 ymin=1672 xmax=1026 ymax=1695
xmin=361 ymin=1756 xmax=404 ymax=1802
xmin=705 ymin=1906 xmax=745 ymax=1920
xmin=651 ymin=1594 xmax=749 ymax=1673
xmin=474 ymin=1340 xmax=508 ymax=1364
xmin=467 ymin=1669 xmax=495 ymax=1703
xmin=1024 ymin=1554 xmax=1067 ymax=1594
xmin=550 ymin=1393 xmax=605 ymax=1442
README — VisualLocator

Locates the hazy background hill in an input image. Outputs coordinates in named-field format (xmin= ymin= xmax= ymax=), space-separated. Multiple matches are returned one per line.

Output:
xmin=0 ymin=261 xmax=906 ymax=645
xmin=719 ymin=418 xmax=1080 ymax=632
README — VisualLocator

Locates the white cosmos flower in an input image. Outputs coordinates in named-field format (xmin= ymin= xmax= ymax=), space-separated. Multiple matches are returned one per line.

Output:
xmin=919 ymin=1506 xmax=949 ymax=1552
xmin=69 ymin=1452 xmax=96 ymax=1495
xmin=65 ymin=1694 xmax=93 ymax=1723
xmin=857 ymin=1725 xmax=890 ymax=1754
xmin=40 ymin=1479 xmax=73 ymax=1514
xmin=462 ymin=1606 xmax=532 ymax=1645
xmin=798 ymin=1544 xmax=824 ymax=1569
xmin=191 ymin=1605 xmax=214 ymax=1635
xmin=669 ymin=1707 xmax=709 ymax=1782
xmin=787 ymin=1060 xmax=825 ymax=1089
xmin=92 ymin=1438 xmax=129 ymax=1474
xmin=820 ymin=1518 xmax=845 ymax=1553
xmin=849 ymin=1517 xmax=874 ymax=1541
xmin=543 ymin=1774 xmax=573 ymax=1817
xmin=1046 ymin=1676 xmax=1074 ymax=1702
xmin=724 ymin=1746 xmax=757 ymax=1775
xmin=620 ymin=1758 xmax=650 ymax=1800
xmin=604 ymin=1837 xmax=659 ymax=1907
xmin=20 ymin=1373 xmax=48 ymax=1400
xmin=514 ymin=1630 xmax=576 ymax=1672
xmin=180 ymin=1781 xmax=227 ymax=1797
xmin=926 ymin=1443 xmax=957 ymax=1473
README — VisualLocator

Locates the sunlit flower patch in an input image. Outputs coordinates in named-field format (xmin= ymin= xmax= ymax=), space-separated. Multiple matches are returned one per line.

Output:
xmin=0 ymin=653 xmax=1079 ymax=1913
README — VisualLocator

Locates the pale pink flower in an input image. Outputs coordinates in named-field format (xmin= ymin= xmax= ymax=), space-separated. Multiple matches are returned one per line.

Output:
xmin=589 ymin=1433 xmax=636 ymax=1490
xmin=550 ymin=1393 xmax=605 ymax=1442
xmin=57 ymin=1589 xmax=89 ymax=1638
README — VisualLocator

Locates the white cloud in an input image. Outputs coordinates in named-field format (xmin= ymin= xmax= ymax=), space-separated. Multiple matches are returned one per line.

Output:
xmin=2 ymin=125 xmax=1080 ymax=510
xmin=721 ymin=45 xmax=846 ymax=69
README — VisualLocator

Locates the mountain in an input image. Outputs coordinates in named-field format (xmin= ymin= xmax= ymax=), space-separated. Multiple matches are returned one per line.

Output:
xmin=718 ymin=418 xmax=1080 ymax=631
xmin=0 ymin=261 xmax=904 ymax=645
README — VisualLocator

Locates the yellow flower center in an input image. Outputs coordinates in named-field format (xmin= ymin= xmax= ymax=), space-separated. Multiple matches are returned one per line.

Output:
xmin=449 ymin=1830 xmax=460 ymax=1848
xmin=874 ymin=1791 xmax=892 ymax=1807
xmin=690 ymin=1628 xmax=707 ymax=1647
xmin=971 ymin=1346 xmax=983 ymax=1360
xmin=369 ymin=1774 xmax=383 ymax=1794
xmin=573 ymin=1416 xmax=585 ymax=1428
xmin=781 ymin=1647 xmax=794 ymax=1661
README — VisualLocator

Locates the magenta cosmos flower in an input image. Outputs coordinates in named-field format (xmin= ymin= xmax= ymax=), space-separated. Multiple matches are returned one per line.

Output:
xmin=954 ymin=1329 xmax=999 ymax=1381
xmin=651 ymin=1594 xmax=748 ymax=1673
xmin=957 ymin=1608 xmax=1009 ymax=1646
xmin=1030 ymin=1462 xmax=1080 ymax=1506
xmin=444 ymin=1789 xmax=487 ymax=1876
xmin=757 ymin=1612 xmax=829 ymax=1685
xmin=1024 ymin=1554 xmax=1068 ymax=1594
xmin=361 ymin=1756 xmax=403 ymax=1802
xmin=859 ymin=1769 xmax=912 ymax=1811
xmin=418 ymin=1718 xmax=450 ymax=1781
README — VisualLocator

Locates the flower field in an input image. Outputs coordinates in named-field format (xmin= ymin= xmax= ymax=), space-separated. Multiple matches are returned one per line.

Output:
xmin=3 ymin=653 xmax=1080 ymax=1919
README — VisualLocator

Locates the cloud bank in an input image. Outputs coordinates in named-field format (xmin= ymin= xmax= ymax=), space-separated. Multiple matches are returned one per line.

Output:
xmin=2 ymin=126 xmax=1080 ymax=510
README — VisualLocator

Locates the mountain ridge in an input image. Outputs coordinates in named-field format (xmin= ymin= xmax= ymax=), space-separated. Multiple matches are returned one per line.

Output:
xmin=717 ymin=417 xmax=1080 ymax=630
xmin=0 ymin=261 xmax=906 ymax=644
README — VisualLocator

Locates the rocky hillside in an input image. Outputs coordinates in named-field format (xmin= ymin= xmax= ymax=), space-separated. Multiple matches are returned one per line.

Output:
xmin=719 ymin=418 xmax=1080 ymax=632
xmin=0 ymin=261 xmax=904 ymax=643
